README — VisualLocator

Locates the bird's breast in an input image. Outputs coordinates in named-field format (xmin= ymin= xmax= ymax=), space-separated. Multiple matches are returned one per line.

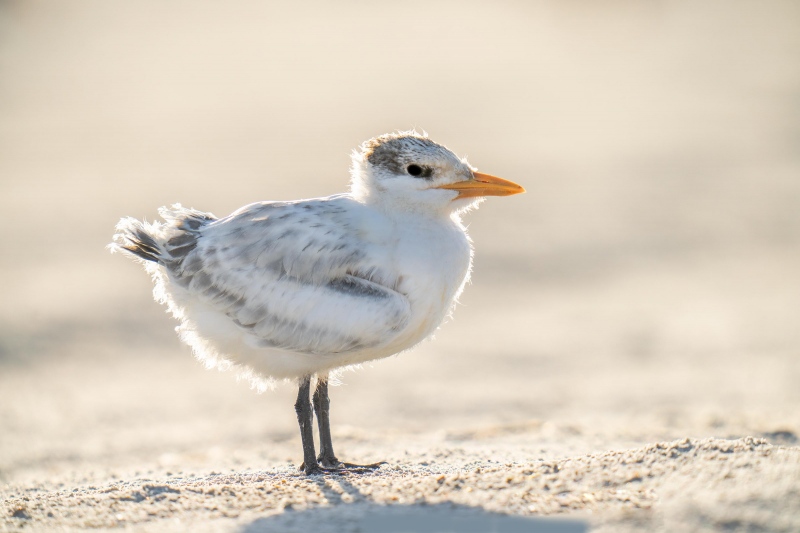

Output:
xmin=381 ymin=217 xmax=473 ymax=345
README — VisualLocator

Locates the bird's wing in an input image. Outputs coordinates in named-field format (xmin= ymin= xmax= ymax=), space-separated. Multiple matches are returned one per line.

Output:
xmin=169 ymin=196 xmax=411 ymax=355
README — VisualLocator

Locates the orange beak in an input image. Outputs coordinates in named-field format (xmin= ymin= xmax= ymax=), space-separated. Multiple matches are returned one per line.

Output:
xmin=436 ymin=172 xmax=525 ymax=199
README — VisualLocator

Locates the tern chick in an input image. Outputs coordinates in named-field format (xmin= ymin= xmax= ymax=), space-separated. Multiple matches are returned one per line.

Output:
xmin=110 ymin=131 xmax=524 ymax=475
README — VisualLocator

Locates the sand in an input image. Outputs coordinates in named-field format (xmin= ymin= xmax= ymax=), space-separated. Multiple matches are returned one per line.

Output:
xmin=2 ymin=1 xmax=800 ymax=531
xmin=3 ymin=428 xmax=799 ymax=531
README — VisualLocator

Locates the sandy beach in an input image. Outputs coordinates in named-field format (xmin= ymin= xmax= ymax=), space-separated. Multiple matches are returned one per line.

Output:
xmin=2 ymin=1 xmax=799 ymax=531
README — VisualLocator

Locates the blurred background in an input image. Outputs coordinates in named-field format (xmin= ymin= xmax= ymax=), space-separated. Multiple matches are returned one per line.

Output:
xmin=1 ymin=0 xmax=799 ymax=485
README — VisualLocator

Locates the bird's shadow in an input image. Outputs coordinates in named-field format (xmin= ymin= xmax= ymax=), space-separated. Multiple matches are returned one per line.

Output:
xmin=241 ymin=475 xmax=587 ymax=533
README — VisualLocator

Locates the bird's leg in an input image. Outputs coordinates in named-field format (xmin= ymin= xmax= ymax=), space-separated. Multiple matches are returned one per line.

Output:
xmin=312 ymin=377 xmax=340 ymax=468
xmin=296 ymin=376 xmax=378 ymax=474
xmin=312 ymin=376 xmax=385 ymax=472
xmin=294 ymin=376 xmax=320 ymax=475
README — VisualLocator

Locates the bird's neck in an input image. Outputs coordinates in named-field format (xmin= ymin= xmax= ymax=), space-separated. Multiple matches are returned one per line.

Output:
xmin=356 ymin=193 xmax=458 ymax=222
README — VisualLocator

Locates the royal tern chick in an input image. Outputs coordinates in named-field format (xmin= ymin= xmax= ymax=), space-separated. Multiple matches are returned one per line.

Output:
xmin=110 ymin=131 xmax=524 ymax=475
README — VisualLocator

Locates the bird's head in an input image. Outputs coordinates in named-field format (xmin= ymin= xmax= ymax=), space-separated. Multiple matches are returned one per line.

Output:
xmin=350 ymin=131 xmax=524 ymax=216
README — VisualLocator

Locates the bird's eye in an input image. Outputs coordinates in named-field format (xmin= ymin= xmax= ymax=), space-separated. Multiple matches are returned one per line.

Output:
xmin=407 ymin=164 xmax=423 ymax=177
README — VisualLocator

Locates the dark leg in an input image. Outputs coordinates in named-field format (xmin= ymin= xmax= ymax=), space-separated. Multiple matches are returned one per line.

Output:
xmin=294 ymin=376 xmax=320 ymax=474
xmin=312 ymin=377 xmax=341 ymax=468
xmin=311 ymin=375 xmax=385 ymax=472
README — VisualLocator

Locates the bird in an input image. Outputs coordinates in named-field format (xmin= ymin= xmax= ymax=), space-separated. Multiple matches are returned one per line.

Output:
xmin=110 ymin=131 xmax=524 ymax=475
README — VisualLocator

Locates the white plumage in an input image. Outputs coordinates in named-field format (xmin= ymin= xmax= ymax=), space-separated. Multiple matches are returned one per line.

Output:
xmin=111 ymin=131 xmax=523 ymax=474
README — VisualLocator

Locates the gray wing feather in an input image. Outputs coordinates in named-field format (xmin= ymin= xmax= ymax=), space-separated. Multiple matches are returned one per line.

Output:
xmin=169 ymin=197 xmax=410 ymax=355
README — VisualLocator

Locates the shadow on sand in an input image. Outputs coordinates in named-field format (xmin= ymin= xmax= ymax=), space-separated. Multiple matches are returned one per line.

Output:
xmin=242 ymin=476 xmax=587 ymax=533
xmin=243 ymin=502 xmax=587 ymax=532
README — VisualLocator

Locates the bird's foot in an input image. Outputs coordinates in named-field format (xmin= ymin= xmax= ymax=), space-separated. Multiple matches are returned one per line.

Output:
xmin=299 ymin=457 xmax=386 ymax=476
xmin=299 ymin=462 xmax=328 ymax=476
xmin=320 ymin=453 xmax=386 ymax=472
xmin=336 ymin=461 xmax=386 ymax=472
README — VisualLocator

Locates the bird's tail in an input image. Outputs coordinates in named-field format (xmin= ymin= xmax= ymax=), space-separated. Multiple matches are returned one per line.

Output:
xmin=109 ymin=204 xmax=217 ymax=264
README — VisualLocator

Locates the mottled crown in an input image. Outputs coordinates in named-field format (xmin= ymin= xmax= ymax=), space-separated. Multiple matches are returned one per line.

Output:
xmin=358 ymin=132 xmax=463 ymax=177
